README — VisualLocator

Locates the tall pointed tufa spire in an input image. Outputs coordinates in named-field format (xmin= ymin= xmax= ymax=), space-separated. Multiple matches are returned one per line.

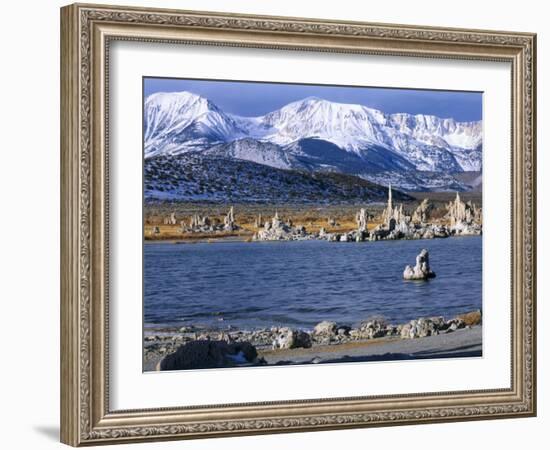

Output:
xmin=381 ymin=184 xmax=397 ymax=229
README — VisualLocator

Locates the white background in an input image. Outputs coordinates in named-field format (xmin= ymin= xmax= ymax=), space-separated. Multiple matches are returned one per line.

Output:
xmin=0 ymin=0 xmax=547 ymax=449
xmin=111 ymin=42 xmax=511 ymax=409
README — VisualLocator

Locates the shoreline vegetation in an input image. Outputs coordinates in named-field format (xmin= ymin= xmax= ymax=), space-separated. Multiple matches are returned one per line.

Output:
xmin=144 ymin=187 xmax=482 ymax=244
xmin=144 ymin=310 xmax=482 ymax=371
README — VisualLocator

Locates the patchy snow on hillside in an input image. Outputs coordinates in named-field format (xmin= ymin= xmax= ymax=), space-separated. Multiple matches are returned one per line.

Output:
xmin=144 ymin=154 xmax=413 ymax=204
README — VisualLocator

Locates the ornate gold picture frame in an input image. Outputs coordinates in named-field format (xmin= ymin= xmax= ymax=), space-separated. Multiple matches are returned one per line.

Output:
xmin=60 ymin=3 xmax=536 ymax=446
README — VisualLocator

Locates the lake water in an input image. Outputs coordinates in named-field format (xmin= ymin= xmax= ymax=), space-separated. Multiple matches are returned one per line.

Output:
xmin=144 ymin=236 xmax=482 ymax=331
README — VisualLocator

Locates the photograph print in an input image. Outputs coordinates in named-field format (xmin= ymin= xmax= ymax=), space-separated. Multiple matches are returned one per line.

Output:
xmin=143 ymin=78 xmax=483 ymax=372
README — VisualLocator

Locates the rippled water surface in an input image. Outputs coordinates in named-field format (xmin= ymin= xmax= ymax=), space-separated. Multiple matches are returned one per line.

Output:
xmin=144 ymin=237 xmax=482 ymax=330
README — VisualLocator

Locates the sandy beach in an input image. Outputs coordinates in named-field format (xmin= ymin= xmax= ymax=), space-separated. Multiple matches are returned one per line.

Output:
xmin=259 ymin=325 xmax=481 ymax=366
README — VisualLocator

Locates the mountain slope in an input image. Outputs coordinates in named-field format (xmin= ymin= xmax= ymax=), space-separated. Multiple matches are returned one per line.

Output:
xmin=203 ymin=138 xmax=298 ymax=171
xmin=144 ymin=154 xmax=414 ymax=203
xmin=283 ymin=138 xmax=415 ymax=173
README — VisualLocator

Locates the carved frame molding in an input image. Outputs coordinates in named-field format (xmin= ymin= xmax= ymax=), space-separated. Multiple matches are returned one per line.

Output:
xmin=61 ymin=3 xmax=536 ymax=446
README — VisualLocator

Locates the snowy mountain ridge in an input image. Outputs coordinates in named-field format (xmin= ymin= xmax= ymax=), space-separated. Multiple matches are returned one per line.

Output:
xmin=143 ymin=91 xmax=483 ymax=191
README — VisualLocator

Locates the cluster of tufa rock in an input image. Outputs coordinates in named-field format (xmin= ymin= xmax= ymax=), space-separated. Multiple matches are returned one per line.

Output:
xmin=253 ymin=213 xmax=263 ymax=228
xmin=253 ymin=211 xmax=310 ymax=241
xmin=380 ymin=184 xmax=405 ymax=230
xmin=155 ymin=186 xmax=481 ymax=242
xmin=181 ymin=206 xmax=241 ymax=233
xmin=445 ymin=192 xmax=482 ymax=236
xmin=223 ymin=206 xmax=238 ymax=231
xmin=403 ymin=249 xmax=436 ymax=281
xmin=163 ymin=212 xmax=177 ymax=225
xmin=370 ymin=185 xmax=447 ymax=241
xmin=187 ymin=213 xmax=211 ymax=230
xmin=412 ymin=198 xmax=434 ymax=224
xmin=371 ymin=186 xmax=482 ymax=241
xmin=356 ymin=208 xmax=368 ymax=233
xmin=317 ymin=208 xmax=370 ymax=242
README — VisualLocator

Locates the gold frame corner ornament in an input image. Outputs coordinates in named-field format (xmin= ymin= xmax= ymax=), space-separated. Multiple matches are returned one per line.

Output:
xmin=60 ymin=2 xmax=536 ymax=446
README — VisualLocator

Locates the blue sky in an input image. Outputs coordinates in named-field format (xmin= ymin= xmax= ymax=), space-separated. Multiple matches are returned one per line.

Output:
xmin=144 ymin=77 xmax=482 ymax=122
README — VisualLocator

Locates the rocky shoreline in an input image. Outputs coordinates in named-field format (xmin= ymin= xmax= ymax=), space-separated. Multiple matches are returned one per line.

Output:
xmin=144 ymin=310 xmax=482 ymax=371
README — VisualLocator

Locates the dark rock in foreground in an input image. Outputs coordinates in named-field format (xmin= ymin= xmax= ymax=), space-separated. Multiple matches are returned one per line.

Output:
xmin=159 ymin=340 xmax=261 ymax=371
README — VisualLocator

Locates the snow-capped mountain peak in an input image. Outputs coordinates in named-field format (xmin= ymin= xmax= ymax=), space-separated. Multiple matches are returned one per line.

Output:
xmin=144 ymin=91 xmax=247 ymax=157
xmin=144 ymin=91 xmax=215 ymax=139
xmin=258 ymin=97 xmax=388 ymax=151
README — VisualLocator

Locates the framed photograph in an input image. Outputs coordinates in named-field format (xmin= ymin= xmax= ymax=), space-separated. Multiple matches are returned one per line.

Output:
xmin=60 ymin=3 xmax=537 ymax=446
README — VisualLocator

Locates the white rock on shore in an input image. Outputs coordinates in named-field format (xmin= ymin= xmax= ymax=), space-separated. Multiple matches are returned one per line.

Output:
xmin=272 ymin=327 xmax=312 ymax=349
xmin=313 ymin=321 xmax=338 ymax=336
